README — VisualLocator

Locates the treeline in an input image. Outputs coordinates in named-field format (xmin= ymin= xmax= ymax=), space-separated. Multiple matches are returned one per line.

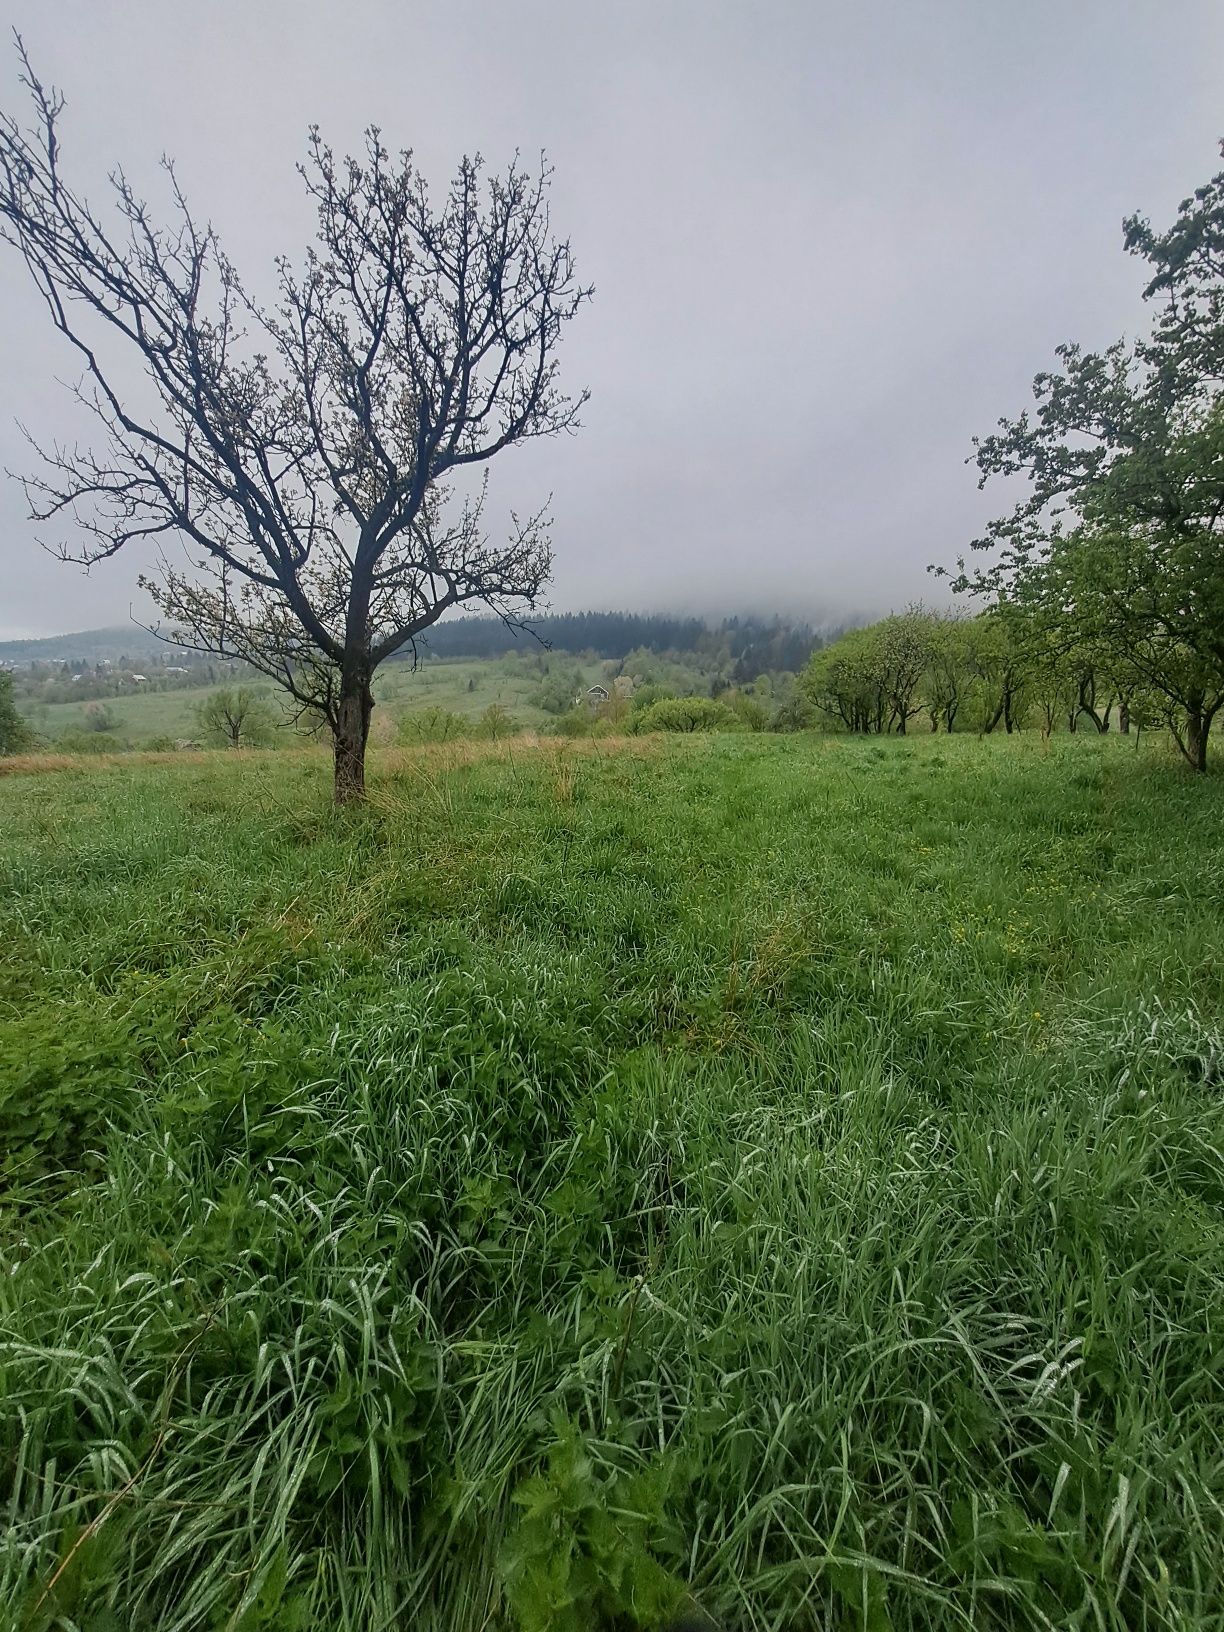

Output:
xmin=801 ymin=607 xmax=1140 ymax=737
xmin=414 ymin=611 xmax=839 ymax=679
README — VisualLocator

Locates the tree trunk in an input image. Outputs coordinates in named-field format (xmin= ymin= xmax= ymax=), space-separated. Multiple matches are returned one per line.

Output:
xmin=1171 ymin=692 xmax=1214 ymax=772
xmin=333 ymin=667 xmax=373 ymax=803
xmin=1185 ymin=709 xmax=1208 ymax=773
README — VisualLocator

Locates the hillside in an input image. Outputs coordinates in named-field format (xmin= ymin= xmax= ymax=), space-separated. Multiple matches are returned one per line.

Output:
xmin=0 ymin=624 xmax=196 ymax=666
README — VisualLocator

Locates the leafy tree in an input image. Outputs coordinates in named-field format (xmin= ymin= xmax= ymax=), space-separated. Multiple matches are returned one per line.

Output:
xmin=952 ymin=155 xmax=1224 ymax=768
xmin=801 ymin=627 xmax=886 ymax=733
xmin=532 ymin=666 xmax=585 ymax=715
xmin=0 ymin=671 xmax=32 ymax=754
xmin=193 ymin=687 xmax=277 ymax=748
xmin=723 ymin=689 xmax=770 ymax=732
xmin=634 ymin=696 xmax=741 ymax=733
xmin=0 ymin=46 xmax=589 ymax=800
xmin=800 ymin=610 xmax=936 ymax=734
xmin=961 ymin=612 xmax=1029 ymax=734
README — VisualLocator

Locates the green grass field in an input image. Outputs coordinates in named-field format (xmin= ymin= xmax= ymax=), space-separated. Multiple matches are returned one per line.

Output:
xmin=19 ymin=653 xmax=607 ymax=746
xmin=1 ymin=732 xmax=1222 ymax=1630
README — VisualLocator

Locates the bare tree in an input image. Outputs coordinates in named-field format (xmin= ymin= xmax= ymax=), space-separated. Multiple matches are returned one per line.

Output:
xmin=0 ymin=42 xmax=590 ymax=799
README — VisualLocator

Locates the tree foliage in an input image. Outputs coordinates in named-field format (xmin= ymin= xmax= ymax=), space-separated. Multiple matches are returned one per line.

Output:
xmin=0 ymin=671 xmax=32 ymax=755
xmin=634 ymin=696 xmax=742 ymax=734
xmin=950 ymin=154 xmax=1224 ymax=768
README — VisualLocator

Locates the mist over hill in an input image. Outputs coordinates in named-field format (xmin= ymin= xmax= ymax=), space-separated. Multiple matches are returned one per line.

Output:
xmin=1 ymin=609 xmax=858 ymax=671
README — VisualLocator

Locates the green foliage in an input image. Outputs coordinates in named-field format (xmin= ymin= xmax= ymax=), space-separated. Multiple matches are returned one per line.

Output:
xmin=55 ymin=730 xmax=126 ymax=754
xmin=532 ymin=665 xmax=586 ymax=715
xmin=960 ymin=150 xmax=1224 ymax=766
xmin=802 ymin=608 xmax=938 ymax=733
xmin=478 ymin=702 xmax=517 ymax=739
xmin=193 ymin=685 xmax=278 ymax=748
xmin=0 ymin=670 xmax=32 ymax=754
xmin=396 ymin=706 xmax=473 ymax=745
xmin=82 ymin=700 xmax=120 ymax=733
xmin=499 ymin=1421 xmax=685 ymax=1632
xmin=1 ymin=736 xmax=1223 ymax=1628
xmin=634 ymin=696 xmax=741 ymax=733
xmin=721 ymin=690 xmax=770 ymax=732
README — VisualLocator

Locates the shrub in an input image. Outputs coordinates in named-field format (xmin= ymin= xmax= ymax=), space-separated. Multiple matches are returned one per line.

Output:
xmin=634 ymin=696 xmax=742 ymax=734
xmin=396 ymin=707 xmax=473 ymax=745
xmin=478 ymin=704 xmax=517 ymax=740
xmin=82 ymin=700 xmax=120 ymax=733
xmin=57 ymin=730 xmax=125 ymax=754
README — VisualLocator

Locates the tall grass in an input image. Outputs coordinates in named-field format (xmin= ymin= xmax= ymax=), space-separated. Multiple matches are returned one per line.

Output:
xmin=1 ymin=733 xmax=1221 ymax=1629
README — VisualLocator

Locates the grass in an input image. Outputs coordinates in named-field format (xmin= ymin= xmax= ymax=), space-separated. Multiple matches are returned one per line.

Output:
xmin=0 ymin=730 xmax=1222 ymax=1630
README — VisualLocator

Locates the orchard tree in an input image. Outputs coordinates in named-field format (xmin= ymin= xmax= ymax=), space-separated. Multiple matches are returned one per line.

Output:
xmin=193 ymin=686 xmax=277 ymax=748
xmin=923 ymin=614 xmax=972 ymax=732
xmin=0 ymin=45 xmax=590 ymax=800
xmin=949 ymin=154 xmax=1224 ymax=768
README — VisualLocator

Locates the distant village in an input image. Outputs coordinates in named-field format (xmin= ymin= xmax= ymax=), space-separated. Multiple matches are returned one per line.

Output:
xmin=2 ymin=650 xmax=228 ymax=706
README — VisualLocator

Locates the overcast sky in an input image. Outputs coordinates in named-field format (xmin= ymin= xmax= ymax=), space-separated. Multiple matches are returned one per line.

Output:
xmin=1 ymin=0 xmax=1221 ymax=639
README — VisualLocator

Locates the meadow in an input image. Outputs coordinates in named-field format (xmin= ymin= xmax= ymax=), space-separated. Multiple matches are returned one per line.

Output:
xmin=17 ymin=653 xmax=609 ymax=747
xmin=1 ymin=732 xmax=1222 ymax=1630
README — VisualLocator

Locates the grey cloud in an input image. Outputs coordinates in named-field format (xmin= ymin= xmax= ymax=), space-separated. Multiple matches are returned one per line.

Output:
xmin=2 ymin=0 xmax=1221 ymax=636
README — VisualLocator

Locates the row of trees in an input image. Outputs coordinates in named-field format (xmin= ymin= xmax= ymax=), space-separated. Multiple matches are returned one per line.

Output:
xmin=801 ymin=607 xmax=1153 ymax=738
xmin=947 ymin=152 xmax=1224 ymax=770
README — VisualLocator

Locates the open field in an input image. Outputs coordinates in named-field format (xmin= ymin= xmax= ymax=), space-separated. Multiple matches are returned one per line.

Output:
xmin=1 ymin=732 xmax=1223 ymax=1630
xmin=16 ymin=653 xmax=609 ymax=746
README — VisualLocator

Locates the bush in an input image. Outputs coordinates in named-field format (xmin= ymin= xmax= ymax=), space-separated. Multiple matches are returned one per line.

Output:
xmin=770 ymin=694 xmax=817 ymax=732
xmin=550 ymin=707 xmax=596 ymax=738
xmin=57 ymin=730 xmax=125 ymax=754
xmin=396 ymin=708 xmax=473 ymax=745
xmin=82 ymin=700 xmax=120 ymax=733
xmin=478 ymin=704 xmax=517 ymax=740
xmin=634 ymin=696 xmax=743 ymax=734
xmin=723 ymin=690 xmax=770 ymax=732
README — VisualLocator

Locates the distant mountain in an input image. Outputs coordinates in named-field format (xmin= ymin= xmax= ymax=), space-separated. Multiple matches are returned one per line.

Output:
xmin=0 ymin=625 xmax=193 ymax=665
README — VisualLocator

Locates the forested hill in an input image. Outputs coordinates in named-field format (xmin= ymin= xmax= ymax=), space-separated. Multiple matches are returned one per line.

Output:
xmin=413 ymin=610 xmax=846 ymax=672
xmin=2 ymin=612 xmax=849 ymax=679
